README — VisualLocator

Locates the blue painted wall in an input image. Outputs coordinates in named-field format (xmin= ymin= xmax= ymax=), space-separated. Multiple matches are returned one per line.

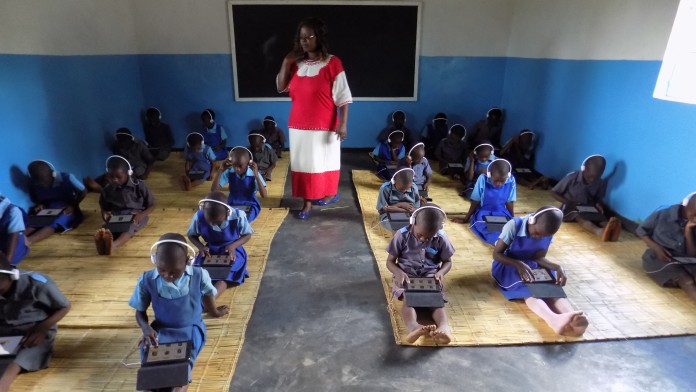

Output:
xmin=501 ymin=58 xmax=696 ymax=221
xmin=0 ymin=55 xmax=145 ymax=209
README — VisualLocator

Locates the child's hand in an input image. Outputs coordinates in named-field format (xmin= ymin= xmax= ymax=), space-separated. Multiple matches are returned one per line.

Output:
xmin=211 ymin=305 xmax=230 ymax=318
xmin=554 ymin=267 xmax=567 ymax=286
xmin=140 ymin=326 xmax=158 ymax=348
xmin=198 ymin=246 xmax=210 ymax=259
xmin=516 ymin=262 xmax=534 ymax=282
xmin=595 ymin=203 xmax=605 ymax=215
xmin=64 ymin=206 xmax=74 ymax=215
xmin=22 ymin=326 xmax=49 ymax=348
xmin=33 ymin=204 xmax=44 ymax=213
xmin=102 ymin=211 xmax=112 ymax=222
xmin=451 ymin=216 xmax=470 ymax=224
xmin=225 ymin=246 xmax=237 ymax=262
xmin=131 ymin=211 xmax=145 ymax=225
xmin=250 ymin=161 xmax=259 ymax=173
xmin=434 ymin=271 xmax=445 ymax=283
xmin=422 ymin=183 xmax=429 ymax=192
xmin=652 ymin=244 xmax=672 ymax=263
xmin=686 ymin=218 xmax=696 ymax=231
xmin=405 ymin=156 xmax=413 ymax=165
xmin=394 ymin=271 xmax=410 ymax=288
xmin=223 ymin=159 xmax=233 ymax=168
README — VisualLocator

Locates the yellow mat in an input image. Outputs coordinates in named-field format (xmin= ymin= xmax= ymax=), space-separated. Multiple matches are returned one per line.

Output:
xmin=12 ymin=155 xmax=289 ymax=391
xmin=352 ymin=169 xmax=696 ymax=346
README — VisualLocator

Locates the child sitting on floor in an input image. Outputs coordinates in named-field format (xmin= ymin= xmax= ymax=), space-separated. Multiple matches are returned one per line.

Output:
xmin=377 ymin=168 xmax=421 ymax=231
xmin=470 ymin=107 xmax=504 ymax=148
xmin=462 ymin=142 xmax=496 ymax=196
xmin=143 ymin=107 xmax=174 ymax=161
xmin=420 ymin=113 xmax=448 ymax=158
xmin=377 ymin=110 xmax=415 ymax=149
xmin=550 ymin=154 xmax=621 ymax=242
xmin=434 ymin=124 xmax=467 ymax=177
xmin=94 ymin=156 xmax=156 ymax=255
xmin=453 ymin=159 xmax=516 ymax=245
xmin=403 ymin=143 xmax=432 ymax=202
xmin=248 ymin=132 xmax=277 ymax=181
xmin=25 ymin=160 xmax=87 ymax=246
xmin=182 ymin=132 xmax=216 ymax=191
xmin=500 ymin=130 xmax=548 ymax=189
xmin=492 ymin=206 xmax=588 ymax=336
xmin=386 ymin=205 xmax=454 ymax=344
xmin=373 ymin=130 xmax=406 ymax=180
xmin=129 ymin=233 xmax=229 ymax=391
xmin=637 ymin=192 xmax=696 ymax=302
xmin=112 ymin=128 xmax=155 ymax=180
xmin=187 ymin=192 xmax=252 ymax=299
xmin=201 ymin=108 xmax=229 ymax=161
xmin=212 ymin=147 xmax=267 ymax=223
xmin=259 ymin=116 xmax=286 ymax=159
xmin=0 ymin=195 xmax=29 ymax=265
xmin=0 ymin=256 xmax=70 ymax=391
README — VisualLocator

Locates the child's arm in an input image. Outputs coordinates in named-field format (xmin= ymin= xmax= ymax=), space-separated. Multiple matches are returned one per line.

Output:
xmin=23 ymin=304 xmax=71 ymax=348
xmin=211 ymin=163 xmax=227 ymax=192
xmin=506 ymin=201 xmax=515 ymax=216
xmin=686 ymin=219 xmax=696 ymax=257
xmin=202 ymin=294 xmax=230 ymax=318
xmin=465 ymin=152 xmax=476 ymax=180
xmin=184 ymin=159 xmax=192 ymax=174
xmin=639 ymin=235 xmax=672 ymax=262
xmin=4 ymin=233 xmax=20 ymax=262
xmin=135 ymin=310 xmax=158 ymax=347
xmin=434 ymin=258 xmax=452 ymax=282
xmin=187 ymin=234 xmax=209 ymax=258
xmin=225 ymin=234 xmax=251 ymax=260
xmin=386 ymin=254 xmax=410 ymax=287
xmin=534 ymin=250 xmax=567 ymax=286
xmin=250 ymin=162 xmax=267 ymax=198
xmin=493 ymin=239 xmax=534 ymax=282
xmin=423 ymin=173 xmax=432 ymax=192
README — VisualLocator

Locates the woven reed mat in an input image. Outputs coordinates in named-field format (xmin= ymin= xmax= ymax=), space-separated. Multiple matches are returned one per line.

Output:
xmin=13 ymin=155 xmax=289 ymax=391
xmin=352 ymin=169 xmax=696 ymax=346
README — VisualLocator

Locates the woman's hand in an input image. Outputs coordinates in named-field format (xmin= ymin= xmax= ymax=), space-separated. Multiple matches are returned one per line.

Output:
xmin=337 ymin=124 xmax=347 ymax=141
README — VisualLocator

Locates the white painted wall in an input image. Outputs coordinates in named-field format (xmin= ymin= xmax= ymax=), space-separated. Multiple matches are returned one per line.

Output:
xmin=506 ymin=0 xmax=680 ymax=60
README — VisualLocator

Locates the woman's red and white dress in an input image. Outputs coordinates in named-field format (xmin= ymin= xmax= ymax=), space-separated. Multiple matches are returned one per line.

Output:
xmin=281 ymin=55 xmax=352 ymax=200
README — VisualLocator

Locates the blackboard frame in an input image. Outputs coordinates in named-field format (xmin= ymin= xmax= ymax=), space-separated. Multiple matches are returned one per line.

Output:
xmin=227 ymin=0 xmax=422 ymax=102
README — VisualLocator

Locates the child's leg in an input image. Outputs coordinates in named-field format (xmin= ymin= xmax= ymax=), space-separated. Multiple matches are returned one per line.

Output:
xmin=546 ymin=298 xmax=588 ymax=336
xmin=401 ymin=305 xmax=435 ymax=343
xmin=181 ymin=175 xmax=192 ymax=191
xmin=524 ymin=297 xmax=583 ymax=336
xmin=430 ymin=307 xmax=452 ymax=345
xmin=0 ymin=362 xmax=22 ymax=391
xmin=677 ymin=275 xmax=696 ymax=302
xmin=575 ymin=216 xmax=604 ymax=237
xmin=173 ymin=385 xmax=189 ymax=392
xmin=26 ymin=226 xmax=57 ymax=246
xmin=191 ymin=179 xmax=205 ymax=189
xmin=111 ymin=231 xmax=132 ymax=250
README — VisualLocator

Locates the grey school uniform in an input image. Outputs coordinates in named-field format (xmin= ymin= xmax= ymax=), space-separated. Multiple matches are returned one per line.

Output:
xmin=112 ymin=138 xmax=155 ymax=178
xmin=552 ymin=170 xmax=606 ymax=220
xmin=434 ymin=138 xmax=467 ymax=170
xmin=636 ymin=204 xmax=696 ymax=286
xmin=411 ymin=158 xmax=433 ymax=187
xmin=469 ymin=119 xmax=502 ymax=147
xmin=386 ymin=226 xmax=455 ymax=301
xmin=250 ymin=144 xmax=278 ymax=179
xmin=376 ymin=182 xmax=421 ymax=219
xmin=0 ymin=271 xmax=70 ymax=372
xmin=99 ymin=179 xmax=155 ymax=235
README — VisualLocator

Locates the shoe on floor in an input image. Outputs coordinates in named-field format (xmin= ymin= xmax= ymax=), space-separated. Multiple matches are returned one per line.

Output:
xmin=297 ymin=210 xmax=311 ymax=219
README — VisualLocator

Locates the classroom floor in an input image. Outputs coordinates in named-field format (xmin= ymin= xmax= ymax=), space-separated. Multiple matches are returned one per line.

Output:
xmin=230 ymin=152 xmax=696 ymax=392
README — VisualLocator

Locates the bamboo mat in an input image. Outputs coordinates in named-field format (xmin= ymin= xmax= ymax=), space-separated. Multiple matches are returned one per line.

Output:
xmin=12 ymin=154 xmax=289 ymax=391
xmin=352 ymin=169 xmax=696 ymax=346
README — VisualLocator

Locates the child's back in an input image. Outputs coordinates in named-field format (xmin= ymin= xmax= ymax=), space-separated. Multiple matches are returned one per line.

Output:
xmin=112 ymin=128 xmax=155 ymax=179
xmin=143 ymin=107 xmax=174 ymax=161
xmin=0 ymin=195 xmax=29 ymax=265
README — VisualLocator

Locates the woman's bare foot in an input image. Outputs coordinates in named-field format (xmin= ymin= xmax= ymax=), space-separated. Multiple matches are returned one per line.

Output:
xmin=430 ymin=326 xmax=452 ymax=345
xmin=181 ymin=175 xmax=192 ymax=191
xmin=102 ymin=229 xmax=114 ymax=255
xmin=94 ymin=229 xmax=105 ymax=255
xmin=405 ymin=324 xmax=435 ymax=343
xmin=549 ymin=311 xmax=584 ymax=335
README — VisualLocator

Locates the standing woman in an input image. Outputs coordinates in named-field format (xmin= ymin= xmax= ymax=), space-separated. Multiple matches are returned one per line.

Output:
xmin=277 ymin=17 xmax=352 ymax=219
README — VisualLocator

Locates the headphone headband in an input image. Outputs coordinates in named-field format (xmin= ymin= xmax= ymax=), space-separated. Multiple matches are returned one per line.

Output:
xmin=391 ymin=167 xmax=415 ymax=185
xmin=230 ymin=146 xmax=253 ymax=162
xmin=682 ymin=192 xmax=696 ymax=207
xmin=186 ymin=132 xmax=205 ymax=148
xmin=31 ymin=160 xmax=57 ymax=178
xmin=150 ymin=239 xmax=197 ymax=266
xmin=105 ymin=155 xmax=133 ymax=176
xmin=115 ymin=132 xmax=135 ymax=141
xmin=487 ymin=107 xmax=502 ymax=117
xmin=409 ymin=205 xmax=447 ymax=228
xmin=474 ymin=143 xmax=494 ymax=152
xmin=248 ymin=133 xmax=267 ymax=144
xmin=148 ymin=107 xmax=161 ymax=120
xmin=408 ymin=142 xmax=425 ymax=158
xmin=0 ymin=269 xmax=20 ymax=281
xmin=519 ymin=130 xmax=535 ymax=138
xmin=528 ymin=207 xmax=563 ymax=225
xmin=581 ymin=154 xmax=605 ymax=171
xmin=387 ymin=130 xmax=404 ymax=143
xmin=448 ymin=124 xmax=467 ymax=141
xmin=199 ymin=198 xmax=233 ymax=217
xmin=487 ymin=158 xmax=512 ymax=179
xmin=392 ymin=110 xmax=406 ymax=122
xmin=263 ymin=118 xmax=276 ymax=125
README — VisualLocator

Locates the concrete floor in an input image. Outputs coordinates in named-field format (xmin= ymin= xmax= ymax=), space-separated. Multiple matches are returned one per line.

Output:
xmin=231 ymin=152 xmax=696 ymax=392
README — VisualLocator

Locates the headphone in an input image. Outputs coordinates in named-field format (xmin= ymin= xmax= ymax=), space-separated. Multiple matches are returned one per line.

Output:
xmin=0 ymin=268 xmax=20 ymax=281
xmin=682 ymin=192 xmax=696 ymax=207
xmin=528 ymin=207 xmax=563 ymax=225
xmin=474 ymin=143 xmax=494 ymax=153
xmin=230 ymin=146 xmax=253 ymax=163
xmin=409 ymin=205 xmax=447 ymax=229
xmin=186 ymin=132 xmax=205 ymax=148
xmin=392 ymin=110 xmax=406 ymax=122
xmin=248 ymin=133 xmax=267 ymax=144
xmin=431 ymin=115 xmax=447 ymax=126
xmin=105 ymin=155 xmax=134 ymax=176
xmin=391 ymin=167 xmax=415 ymax=185
xmin=32 ymin=160 xmax=57 ymax=178
xmin=448 ymin=124 xmax=467 ymax=141
xmin=198 ymin=198 xmax=233 ymax=218
xmin=204 ymin=109 xmax=215 ymax=124
xmin=115 ymin=131 xmax=135 ymax=141
xmin=487 ymin=107 xmax=502 ymax=119
xmin=519 ymin=130 xmax=535 ymax=139
xmin=407 ymin=142 xmax=425 ymax=158
xmin=263 ymin=117 xmax=276 ymax=126
xmin=148 ymin=107 xmax=161 ymax=120
xmin=150 ymin=239 xmax=197 ymax=266
xmin=580 ymin=154 xmax=605 ymax=172
xmin=487 ymin=159 xmax=512 ymax=179
xmin=387 ymin=130 xmax=404 ymax=143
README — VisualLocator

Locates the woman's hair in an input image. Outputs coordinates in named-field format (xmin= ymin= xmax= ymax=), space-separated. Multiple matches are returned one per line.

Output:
xmin=293 ymin=17 xmax=329 ymax=60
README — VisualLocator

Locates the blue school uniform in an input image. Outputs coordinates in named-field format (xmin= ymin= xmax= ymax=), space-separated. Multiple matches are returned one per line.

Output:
xmin=470 ymin=175 xmax=516 ymax=245
xmin=0 ymin=196 xmax=29 ymax=265
xmin=218 ymin=167 xmax=264 ymax=222
xmin=373 ymin=142 xmax=406 ymax=180
xmin=184 ymin=145 xmax=216 ymax=180
xmin=29 ymin=172 xmax=85 ymax=231
xmin=203 ymin=124 xmax=229 ymax=160
xmin=491 ymin=217 xmax=554 ymax=300
xmin=129 ymin=266 xmax=215 ymax=379
xmin=187 ymin=209 xmax=252 ymax=285
xmin=464 ymin=154 xmax=496 ymax=189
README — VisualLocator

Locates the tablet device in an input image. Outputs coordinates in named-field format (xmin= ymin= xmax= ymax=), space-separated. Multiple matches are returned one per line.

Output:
xmin=230 ymin=205 xmax=252 ymax=215
xmin=417 ymin=185 xmax=431 ymax=201
xmin=444 ymin=163 xmax=465 ymax=174
xmin=673 ymin=257 xmax=696 ymax=264
xmin=137 ymin=341 xmax=191 ymax=391
xmin=576 ymin=205 xmax=604 ymax=222
xmin=386 ymin=212 xmax=411 ymax=231
xmin=28 ymin=208 xmax=65 ymax=227
xmin=187 ymin=170 xmax=205 ymax=181
xmin=515 ymin=168 xmax=532 ymax=174
xmin=525 ymin=268 xmax=566 ymax=298
xmin=404 ymin=278 xmax=444 ymax=308
xmin=484 ymin=215 xmax=509 ymax=232
xmin=104 ymin=214 xmax=134 ymax=233
xmin=202 ymin=255 xmax=233 ymax=280
xmin=0 ymin=336 xmax=22 ymax=357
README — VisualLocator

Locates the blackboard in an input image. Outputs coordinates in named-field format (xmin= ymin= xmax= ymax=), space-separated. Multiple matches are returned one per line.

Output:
xmin=228 ymin=1 xmax=421 ymax=101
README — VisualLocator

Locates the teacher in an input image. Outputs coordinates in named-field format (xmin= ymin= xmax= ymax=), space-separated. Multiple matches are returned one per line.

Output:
xmin=276 ymin=17 xmax=352 ymax=219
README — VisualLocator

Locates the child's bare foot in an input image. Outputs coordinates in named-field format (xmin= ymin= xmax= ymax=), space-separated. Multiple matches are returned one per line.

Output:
xmin=609 ymin=217 xmax=622 ymax=241
xmin=568 ymin=313 xmax=589 ymax=336
xmin=405 ymin=324 xmax=435 ymax=343
xmin=181 ymin=175 xmax=192 ymax=191
xmin=430 ymin=326 xmax=452 ymax=345
xmin=550 ymin=311 xmax=583 ymax=335
xmin=102 ymin=229 xmax=114 ymax=255
xmin=94 ymin=229 xmax=106 ymax=255
xmin=602 ymin=217 xmax=620 ymax=242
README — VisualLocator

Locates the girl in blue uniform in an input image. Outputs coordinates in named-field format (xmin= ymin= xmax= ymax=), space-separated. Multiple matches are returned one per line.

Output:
xmin=372 ymin=130 xmax=406 ymax=180
xmin=201 ymin=109 xmax=229 ymax=161
xmin=0 ymin=195 xmax=29 ymax=265
xmin=492 ymin=206 xmax=588 ymax=336
xmin=25 ymin=160 xmax=87 ymax=245
xmin=129 ymin=233 xmax=229 ymax=391
xmin=454 ymin=159 xmax=516 ymax=245
xmin=187 ymin=192 xmax=252 ymax=298
xmin=212 ymin=147 xmax=267 ymax=223
xmin=182 ymin=132 xmax=216 ymax=191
